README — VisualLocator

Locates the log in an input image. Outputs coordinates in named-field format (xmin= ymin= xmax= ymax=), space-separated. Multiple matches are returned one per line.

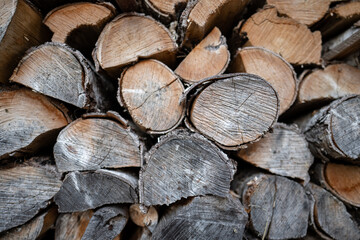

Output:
xmin=43 ymin=2 xmax=116 ymax=57
xmin=55 ymin=210 xmax=93 ymax=240
xmin=306 ymin=183 xmax=360 ymax=240
xmin=10 ymin=42 xmax=115 ymax=111
xmin=239 ymin=7 xmax=322 ymax=65
xmin=185 ymin=73 xmax=279 ymax=149
xmin=82 ymin=205 xmax=128 ymax=240
xmin=174 ymin=27 xmax=230 ymax=84
xmin=54 ymin=111 xmax=142 ymax=172
xmin=237 ymin=123 xmax=313 ymax=182
xmin=152 ymin=194 xmax=248 ymax=240
xmin=298 ymin=63 xmax=360 ymax=105
xmin=130 ymin=227 xmax=152 ymax=240
xmin=129 ymin=204 xmax=158 ymax=231
xmin=0 ymin=0 xmax=50 ymax=83
xmin=139 ymin=130 xmax=236 ymax=206
xmin=0 ymin=207 xmax=57 ymax=240
xmin=0 ymin=87 xmax=69 ymax=159
xmin=304 ymin=95 xmax=360 ymax=162
xmin=144 ymin=0 xmax=188 ymax=22
xmin=229 ymin=47 xmax=297 ymax=115
xmin=237 ymin=173 xmax=309 ymax=239
xmin=0 ymin=157 xmax=62 ymax=232
xmin=54 ymin=169 xmax=138 ymax=212
xmin=118 ymin=59 xmax=185 ymax=134
xmin=93 ymin=13 xmax=177 ymax=77
xmin=179 ymin=0 xmax=250 ymax=47
xmin=266 ymin=0 xmax=330 ymax=26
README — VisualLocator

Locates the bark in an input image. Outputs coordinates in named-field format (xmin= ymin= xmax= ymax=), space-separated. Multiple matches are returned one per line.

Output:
xmin=143 ymin=0 xmax=188 ymax=23
xmin=55 ymin=210 xmax=93 ymax=240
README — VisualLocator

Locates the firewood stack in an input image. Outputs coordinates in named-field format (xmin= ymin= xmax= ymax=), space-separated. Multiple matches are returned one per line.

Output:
xmin=1 ymin=0 xmax=360 ymax=239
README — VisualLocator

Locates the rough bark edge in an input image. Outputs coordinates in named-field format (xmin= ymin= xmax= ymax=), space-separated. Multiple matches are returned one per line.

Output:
xmin=178 ymin=0 xmax=198 ymax=47
xmin=181 ymin=73 xmax=280 ymax=150
xmin=143 ymin=0 xmax=188 ymax=24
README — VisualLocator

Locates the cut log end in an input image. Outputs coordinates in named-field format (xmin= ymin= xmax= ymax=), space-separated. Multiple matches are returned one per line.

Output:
xmin=129 ymin=204 xmax=158 ymax=229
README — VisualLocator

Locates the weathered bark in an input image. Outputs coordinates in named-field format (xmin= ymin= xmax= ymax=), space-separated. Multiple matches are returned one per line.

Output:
xmin=306 ymin=183 xmax=360 ymax=240
xmin=239 ymin=7 xmax=322 ymax=65
xmin=118 ymin=59 xmax=185 ymax=134
xmin=0 ymin=0 xmax=50 ymax=83
xmin=266 ymin=0 xmax=330 ymax=26
xmin=144 ymin=0 xmax=188 ymax=22
xmin=139 ymin=130 xmax=236 ymax=206
xmin=229 ymin=47 xmax=297 ymax=115
xmin=10 ymin=42 xmax=115 ymax=111
xmin=175 ymin=27 xmax=230 ymax=84
xmin=54 ymin=169 xmax=138 ymax=212
xmin=82 ymin=205 xmax=128 ymax=240
xmin=129 ymin=204 xmax=158 ymax=231
xmin=93 ymin=13 xmax=177 ymax=77
xmin=55 ymin=210 xmax=93 ymax=240
xmin=0 ymin=157 xmax=62 ymax=232
xmin=54 ymin=112 xmax=142 ymax=172
xmin=0 ymin=87 xmax=69 ymax=159
xmin=238 ymin=123 xmax=313 ymax=183
xmin=185 ymin=73 xmax=279 ymax=149
xmin=304 ymin=95 xmax=360 ymax=162
xmin=152 ymin=194 xmax=248 ymax=240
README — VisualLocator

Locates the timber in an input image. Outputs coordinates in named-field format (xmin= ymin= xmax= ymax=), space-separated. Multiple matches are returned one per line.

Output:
xmin=129 ymin=204 xmax=158 ymax=231
xmin=55 ymin=211 xmax=93 ymax=240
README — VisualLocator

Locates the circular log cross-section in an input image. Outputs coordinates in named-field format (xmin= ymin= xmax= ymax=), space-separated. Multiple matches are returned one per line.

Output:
xmin=188 ymin=73 xmax=279 ymax=149
xmin=118 ymin=59 xmax=185 ymax=134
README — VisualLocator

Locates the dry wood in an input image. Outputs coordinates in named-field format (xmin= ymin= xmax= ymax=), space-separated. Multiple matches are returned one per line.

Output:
xmin=118 ymin=59 xmax=185 ymax=134
xmin=144 ymin=0 xmax=188 ymax=22
xmin=0 ymin=87 xmax=69 ymax=159
xmin=238 ymin=123 xmax=313 ymax=182
xmin=186 ymin=73 xmax=279 ymax=149
xmin=175 ymin=27 xmax=230 ymax=84
xmin=54 ymin=112 xmax=142 ymax=173
xmin=306 ymin=183 xmax=360 ymax=240
xmin=238 ymin=173 xmax=309 ymax=239
xmin=0 ymin=0 xmax=50 ymax=83
xmin=130 ymin=227 xmax=152 ymax=240
xmin=239 ymin=7 xmax=322 ymax=65
xmin=139 ymin=130 xmax=236 ymax=206
xmin=94 ymin=13 xmax=177 ymax=77
xmin=0 ymin=157 xmax=62 ymax=232
xmin=54 ymin=169 xmax=138 ymax=212
xmin=304 ymin=95 xmax=360 ymax=162
xmin=229 ymin=47 xmax=297 ymax=115
xmin=152 ymin=194 xmax=248 ymax=240
xmin=129 ymin=204 xmax=158 ymax=231
xmin=266 ymin=0 xmax=330 ymax=26
xmin=55 ymin=210 xmax=93 ymax=240
xmin=82 ymin=205 xmax=128 ymax=240
xmin=298 ymin=63 xmax=360 ymax=105
xmin=10 ymin=42 xmax=114 ymax=111
xmin=179 ymin=0 xmax=250 ymax=47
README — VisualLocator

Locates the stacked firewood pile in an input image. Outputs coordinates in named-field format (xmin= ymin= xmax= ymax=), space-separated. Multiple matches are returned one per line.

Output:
xmin=1 ymin=0 xmax=360 ymax=239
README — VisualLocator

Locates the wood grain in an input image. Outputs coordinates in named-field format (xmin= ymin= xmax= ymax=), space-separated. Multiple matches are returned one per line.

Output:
xmin=55 ymin=210 xmax=93 ymax=240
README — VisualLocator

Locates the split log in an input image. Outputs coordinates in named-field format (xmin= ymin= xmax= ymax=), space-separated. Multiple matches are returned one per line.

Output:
xmin=185 ymin=73 xmax=279 ymax=149
xmin=322 ymin=20 xmax=360 ymax=61
xmin=237 ymin=173 xmax=309 ymax=239
xmin=130 ymin=227 xmax=152 ymax=240
xmin=55 ymin=210 xmax=93 ymax=240
xmin=239 ymin=7 xmax=322 ymax=65
xmin=82 ymin=205 xmax=128 ymax=240
xmin=298 ymin=63 xmax=360 ymax=105
xmin=118 ymin=59 xmax=185 ymax=134
xmin=0 ymin=207 xmax=57 ymax=240
xmin=129 ymin=204 xmax=158 ymax=231
xmin=0 ymin=87 xmax=69 ymax=159
xmin=0 ymin=157 xmax=62 ymax=232
xmin=179 ymin=0 xmax=250 ymax=47
xmin=139 ymin=130 xmax=236 ymax=206
xmin=237 ymin=123 xmax=313 ymax=182
xmin=93 ymin=13 xmax=177 ymax=77
xmin=54 ymin=169 xmax=138 ymax=212
xmin=44 ymin=2 xmax=116 ymax=56
xmin=144 ymin=0 xmax=188 ymax=22
xmin=54 ymin=112 xmax=142 ymax=173
xmin=229 ymin=47 xmax=297 ymax=115
xmin=266 ymin=0 xmax=330 ymax=26
xmin=0 ymin=0 xmax=50 ymax=83
xmin=304 ymin=95 xmax=360 ymax=162
xmin=10 ymin=42 xmax=114 ymax=111
xmin=152 ymin=194 xmax=248 ymax=240
xmin=313 ymin=162 xmax=360 ymax=207
xmin=174 ymin=27 xmax=230 ymax=84
xmin=306 ymin=183 xmax=360 ymax=240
